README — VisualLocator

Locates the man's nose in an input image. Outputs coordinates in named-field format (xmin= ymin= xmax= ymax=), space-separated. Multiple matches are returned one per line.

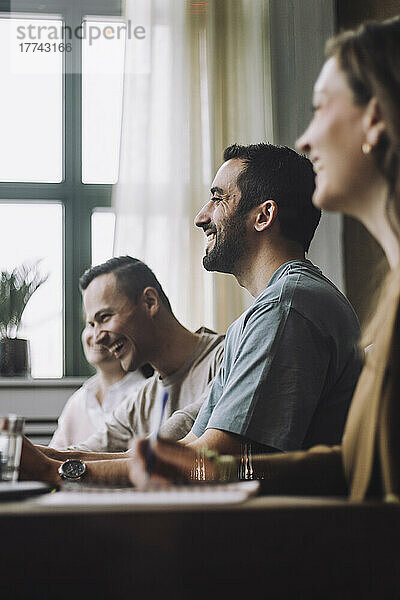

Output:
xmin=194 ymin=201 xmax=212 ymax=228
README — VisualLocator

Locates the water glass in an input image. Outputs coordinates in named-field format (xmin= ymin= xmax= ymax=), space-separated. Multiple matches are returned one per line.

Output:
xmin=0 ymin=414 xmax=24 ymax=481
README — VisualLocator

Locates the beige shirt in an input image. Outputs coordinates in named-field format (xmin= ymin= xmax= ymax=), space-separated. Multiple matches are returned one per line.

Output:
xmin=69 ymin=327 xmax=225 ymax=453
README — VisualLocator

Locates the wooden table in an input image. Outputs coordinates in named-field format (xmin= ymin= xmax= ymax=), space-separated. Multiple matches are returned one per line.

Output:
xmin=0 ymin=489 xmax=399 ymax=599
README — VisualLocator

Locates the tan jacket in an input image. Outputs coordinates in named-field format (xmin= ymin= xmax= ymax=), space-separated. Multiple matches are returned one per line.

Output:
xmin=343 ymin=272 xmax=400 ymax=501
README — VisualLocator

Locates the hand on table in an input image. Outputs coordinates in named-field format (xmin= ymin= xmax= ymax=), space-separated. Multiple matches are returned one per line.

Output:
xmin=19 ymin=435 xmax=60 ymax=486
xmin=129 ymin=437 xmax=217 ymax=489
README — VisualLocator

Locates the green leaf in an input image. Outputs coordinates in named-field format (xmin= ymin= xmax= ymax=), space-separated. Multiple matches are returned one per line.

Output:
xmin=0 ymin=260 xmax=48 ymax=338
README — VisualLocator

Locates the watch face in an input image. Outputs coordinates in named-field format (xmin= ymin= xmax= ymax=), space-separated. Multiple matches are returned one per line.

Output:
xmin=61 ymin=459 xmax=86 ymax=480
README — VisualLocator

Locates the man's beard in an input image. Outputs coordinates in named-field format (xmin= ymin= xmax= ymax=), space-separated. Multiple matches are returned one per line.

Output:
xmin=203 ymin=211 xmax=248 ymax=274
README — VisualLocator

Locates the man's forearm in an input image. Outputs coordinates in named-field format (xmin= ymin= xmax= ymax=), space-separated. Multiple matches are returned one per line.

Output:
xmin=84 ymin=458 xmax=131 ymax=486
xmin=37 ymin=445 xmax=129 ymax=462
xmin=21 ymin=436 xmax=132 ymax=487
xmin=33 ymin=456 xmax=132 ymax=487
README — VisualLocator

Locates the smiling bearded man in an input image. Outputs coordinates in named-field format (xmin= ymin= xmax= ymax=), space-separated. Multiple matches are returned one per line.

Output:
xmin=129 ymin=142 xmax=364 ymax=482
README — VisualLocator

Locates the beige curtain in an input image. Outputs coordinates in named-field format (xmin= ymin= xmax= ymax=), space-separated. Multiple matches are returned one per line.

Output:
xmin=113 ymin=0 xmax=273 ymax=334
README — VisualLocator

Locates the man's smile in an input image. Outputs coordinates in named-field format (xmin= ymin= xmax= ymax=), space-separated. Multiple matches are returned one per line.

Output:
xmin=204 ymin=227 xmax=217 ymax=251
xmin=89 ymin=344 xmax=110 ymax=353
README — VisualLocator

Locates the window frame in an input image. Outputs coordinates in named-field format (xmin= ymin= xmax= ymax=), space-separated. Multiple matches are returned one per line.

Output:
xmin=0 ymin=0 xmax=122 ymax=376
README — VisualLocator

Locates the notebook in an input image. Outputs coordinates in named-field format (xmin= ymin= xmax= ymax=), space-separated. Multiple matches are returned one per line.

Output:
xmin=37 ymin=480 xmax=260 ymax=507
xmin=0 ymin=481 xmax=55 ymax=502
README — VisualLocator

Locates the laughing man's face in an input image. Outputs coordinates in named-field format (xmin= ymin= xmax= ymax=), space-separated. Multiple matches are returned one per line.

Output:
xmin=81 ymin=323 xmax=120 ymax=368
xmin=82 ymin=272 xmax=149 ymax=372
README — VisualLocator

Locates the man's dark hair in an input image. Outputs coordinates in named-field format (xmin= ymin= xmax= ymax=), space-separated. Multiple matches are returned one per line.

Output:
xmin=223 ymin=143 xmax=320 ymax=252
xmin=79 ymin=256 xmax=172 ymax=313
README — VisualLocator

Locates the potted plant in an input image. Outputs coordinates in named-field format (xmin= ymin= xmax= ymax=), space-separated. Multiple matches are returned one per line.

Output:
xmin=0 ymin=261 xmax=48 ymax=377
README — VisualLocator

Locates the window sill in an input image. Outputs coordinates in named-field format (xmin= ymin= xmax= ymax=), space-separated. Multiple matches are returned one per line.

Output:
xmin=0 ymin=377 xmax=86 ymax=423
xmin=0 ymin=377 xmax=86 ymax=388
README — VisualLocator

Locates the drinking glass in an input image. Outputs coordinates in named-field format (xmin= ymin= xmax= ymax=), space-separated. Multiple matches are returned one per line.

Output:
xmin=0 ymin=414 xmax=24 ymax=481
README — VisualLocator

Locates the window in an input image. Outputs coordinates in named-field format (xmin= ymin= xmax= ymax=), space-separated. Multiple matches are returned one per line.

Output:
xmin=0 ymin=17 xmax=63 ymax=182
xmin=82 ymin=18 xmax=125 ymax=184
xmin=0 ymin=203 xmax=63 ymax=377
xmin=0 ymin=1 xmax=124 ymax=377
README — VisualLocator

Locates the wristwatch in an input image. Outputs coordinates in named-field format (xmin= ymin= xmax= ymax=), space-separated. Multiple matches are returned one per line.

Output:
xmin=58 ymin=459 xmax=87 ymax=482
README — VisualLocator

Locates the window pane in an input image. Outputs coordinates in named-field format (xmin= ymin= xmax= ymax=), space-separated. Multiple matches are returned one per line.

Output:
xmin=91 ymin=209 xmax=116 ymax=266
xmin=0 ymin=16 xmax=63 ymax=183
xmin=0 ymin=203 xmax=63 ymax=378
xmin=82 ymin=18 xmax=125 ymax=184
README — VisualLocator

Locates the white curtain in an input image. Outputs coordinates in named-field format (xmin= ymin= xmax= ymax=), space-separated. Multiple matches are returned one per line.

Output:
xmin=113 ymin=0 xmax=272 ymax=334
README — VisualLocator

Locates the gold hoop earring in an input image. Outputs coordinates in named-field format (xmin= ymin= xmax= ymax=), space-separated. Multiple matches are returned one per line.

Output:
xmin=362 ymin=143 xmax=372 ymax=154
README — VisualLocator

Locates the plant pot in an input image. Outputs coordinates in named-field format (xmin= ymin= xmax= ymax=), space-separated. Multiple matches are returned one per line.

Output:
xmin=0 ymin=338 xmax=31 ymax=377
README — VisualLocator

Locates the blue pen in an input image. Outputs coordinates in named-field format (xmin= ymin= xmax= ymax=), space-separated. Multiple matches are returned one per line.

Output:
xmin=145 ymin=390 xmax=169 ymax=476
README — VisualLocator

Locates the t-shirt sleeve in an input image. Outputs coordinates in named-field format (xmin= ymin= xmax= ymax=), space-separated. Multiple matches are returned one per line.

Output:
xmin=193 ymin=301 xmax=333 ymax=451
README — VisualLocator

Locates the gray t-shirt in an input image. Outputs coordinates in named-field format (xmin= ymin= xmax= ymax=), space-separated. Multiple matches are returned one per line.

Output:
xmin=192 ymin=260 xmax=362 ymax=451
xmin=69 ymin=327 xmax=224 ymax=452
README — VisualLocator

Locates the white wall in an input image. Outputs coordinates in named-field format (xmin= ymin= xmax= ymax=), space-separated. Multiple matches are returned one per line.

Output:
xmin=0 ymin=378 xmax=84 ymax=444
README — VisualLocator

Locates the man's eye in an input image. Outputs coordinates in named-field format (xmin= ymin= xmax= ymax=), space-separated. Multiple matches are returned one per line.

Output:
xmin=311 ymin=104 xmax=320 ymax=113
xmin=211 ymin=196 xmax=222 ymax=203
xmin=86 ymin=322 xmax=94 ymax=328
xmin=100 ymin=314 xmax=111 ymax=322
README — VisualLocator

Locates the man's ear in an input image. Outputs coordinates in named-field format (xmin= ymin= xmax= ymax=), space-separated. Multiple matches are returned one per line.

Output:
xmin=254 ymin=200 xmax=278 ymax=232
xmin=363 ymin=97 xmax=387 ymax=147
xmin=141 ymin=287 xmax=160 ymax=317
